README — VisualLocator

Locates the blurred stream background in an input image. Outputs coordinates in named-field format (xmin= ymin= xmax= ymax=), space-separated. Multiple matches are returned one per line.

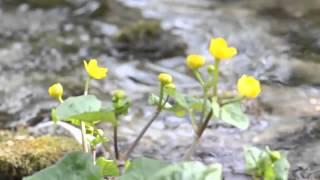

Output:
xmin=0 ymin=0 xmax=320 ymax=179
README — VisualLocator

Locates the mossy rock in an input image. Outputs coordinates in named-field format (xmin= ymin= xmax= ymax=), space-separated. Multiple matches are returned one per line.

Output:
xmin=114 ymin=20 xmax=187 ymax=60
xmin=116 ymin=20 xmax=162 ymax=42
xmin=0 ymin=131 xmax=80 ymax=180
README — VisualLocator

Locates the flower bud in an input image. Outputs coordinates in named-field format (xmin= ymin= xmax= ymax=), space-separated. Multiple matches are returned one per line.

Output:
xmin=186 ymin=54 xmax=205 ymax=69
xmin=207 ymin=65 xmax=215 ymax=73
xmin=48 ymin=83 xmax=63 ymax=101
xmin=269 ymin=150 xmax=281 ymax=162
xmin=112 ymin=90 xmax=125 ymax=99
xmin=164 ymin=83 xmax=176 ymax=90
xmin=158 ymin=73 xmax=173 ymax=85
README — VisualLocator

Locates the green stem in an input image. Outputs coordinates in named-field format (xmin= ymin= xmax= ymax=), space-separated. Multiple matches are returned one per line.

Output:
xmin=212 ymin=59 xmax=220 ymax=97
xmin=183 ymin=110 xmax=213 ymax=160
xmin=199 ymin=89 xmax=209 ymax=124
xmin=123 ymin=85 xmax=166 ymax=160
xmin=189 ymin=110 xmax=198 ymax=132
xmin=183 ymin=60 xmax=220 ymax=160
xmin=193 ymin=70 xmax=205 ymax=87
xmin=81 ymin=122 xmax=88 ymax=153
xmin=81 ymin=77 xmax=91 ymax=153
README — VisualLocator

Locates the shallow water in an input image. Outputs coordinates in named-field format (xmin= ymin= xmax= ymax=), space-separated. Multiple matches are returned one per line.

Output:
xmin=1 ymin=0 xmax=320 ymax=179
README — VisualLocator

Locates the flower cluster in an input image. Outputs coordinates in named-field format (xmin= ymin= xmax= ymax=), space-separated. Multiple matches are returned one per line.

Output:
xmin=185 ymin=37 xmax=261 ymax=98
xmin=48 ymin=59 xmax=108 ymax=102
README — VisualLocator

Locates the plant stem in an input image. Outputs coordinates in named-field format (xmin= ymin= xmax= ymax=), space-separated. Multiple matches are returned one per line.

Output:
xmin=199 ymin=89 xmax=208 ymax=124
xmin=183 ymin=110 xmax=213 ymax=160
xmin=81 ymin=77 xmax=91 ymax=153
xmin=193 ymin=70 xmax=205 ymax=87
xmin=81 ymin=122 xmax=88 ymax=153
xmin=212 ymin=59 xmax=220 ymax=96
xmin=103 ymin=142 xmax=117 ymax=162
xmin=183 ymin=60 xmax=220 ymax=160
xmin=123 ymin=85 xmax=166 ymax=160
xmin=113 ymin=126 xmax=119 ymax=160
xmin=92 ymin=148 xmax=97 ymax=165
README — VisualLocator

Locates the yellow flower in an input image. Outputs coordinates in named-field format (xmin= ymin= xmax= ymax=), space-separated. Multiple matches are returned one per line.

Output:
xmin=186 ymin=54 xmax=205 ymax=69
xmin=84 ymin=59 xmax=108 ymax=79
xmin=237 ymin=75 xmax=261 ymax=98
xmin=48 ymin=83 xmax=63 ymax=101
xmin=209 ymin=37 xmax=237 ymax=60
xmin=158 ymin=73 xmax=173 ymax=85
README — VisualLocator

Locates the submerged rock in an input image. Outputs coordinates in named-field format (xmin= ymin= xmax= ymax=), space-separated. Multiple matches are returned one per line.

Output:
xmin=113 ymin=20 xmax=187 ymax=60
xmin=0 ymin=130 xmax=80 ymax=179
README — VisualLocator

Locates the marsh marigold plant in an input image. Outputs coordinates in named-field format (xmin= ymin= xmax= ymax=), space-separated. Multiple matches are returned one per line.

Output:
xmin=37 ymin=37 xmax=282 ymax=180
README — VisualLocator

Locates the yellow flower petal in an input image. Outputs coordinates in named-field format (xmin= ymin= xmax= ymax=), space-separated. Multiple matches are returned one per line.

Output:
xmin=186 ymin=54 xmax=206 ymax=69
xmin=209 ymin=37 xmax=237 ymax=60
xmin=237 ymin=75 xmax=261 ymax=98
xmin=84 ymin=59 xmax=108 ymax=79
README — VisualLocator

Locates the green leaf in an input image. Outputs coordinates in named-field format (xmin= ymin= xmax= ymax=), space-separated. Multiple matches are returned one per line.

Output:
xmin=263 ymin=157 xmax=275 ymax=180
xmin=211 ymin=97 xmax=220 ymax=118
xmin=273 ymin=153 xmax=290 ymax=180
xmin=68 ymin=109 xmax=117 ymax=126
xmin=243 ymin=146 xmax=265 ymax=174
xmin=113 ymin=97 xmax=131 ymax=116
xmin=168 ymin=104 xmax=187 ymax=117
xmin=120 ymin=158 xmax=222 ymax=180
xmin=120 ymin=158 xmax=170 ymax=180
xmin=148 ymin=94 xmax=172 ymax=109
xmin=96 ymin=157 xmax=119 ymax=176
xmin=168 ymin=91 xmax=209 ymax=112
xmin=23 ymin=151 xmax=101 ymax=180
xmin=51 ymin=109 xmax=58 ymax=123
xmin=56 ymin=95 xmax=101 ymax=121
xmin=220 ymin=102 xmax=249 ymax=130
xmin=151 ymin=162 xmax=222 ymax=180
xmin=244 ymin=146 xmax=290 ymax=180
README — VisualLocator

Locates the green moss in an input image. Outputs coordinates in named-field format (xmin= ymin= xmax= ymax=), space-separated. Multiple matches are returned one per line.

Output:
xmin=0 ymin=132 xmax=80 ymax=179
xmin=116 ymin=20 xmax=162 ymax=42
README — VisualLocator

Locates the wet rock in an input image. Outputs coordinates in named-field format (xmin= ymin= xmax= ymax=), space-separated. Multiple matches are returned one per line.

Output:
xmin=27 ymin=0 xmax=67 ymax=8
xmin=72 ymin=0 xmax=109 ymax=18
xmin=164 ymin=117 xmax=185 ymax=129
xmin=113 ymin=20 xmax=187 ymax=60
xmin=0 ymin=130 xmax=80 ymax=179
xmin=3 ymin=0 xmax=67 ymax=8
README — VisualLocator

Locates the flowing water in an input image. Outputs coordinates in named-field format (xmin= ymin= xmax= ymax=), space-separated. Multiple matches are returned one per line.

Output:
xmin=1 ymin=0 xmax=320 ymax=179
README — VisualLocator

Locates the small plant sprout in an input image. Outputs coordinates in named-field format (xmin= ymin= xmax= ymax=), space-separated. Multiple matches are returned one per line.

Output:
xmin=244 ymin=146 xmax=290 ymax=180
